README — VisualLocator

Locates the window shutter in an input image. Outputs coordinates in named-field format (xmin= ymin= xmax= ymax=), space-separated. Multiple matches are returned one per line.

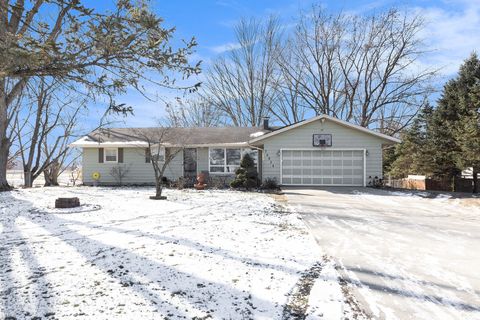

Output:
xmin=145 ymin=148 xmax=151 ymax=163
xmin=98 ymin=148 xmax=104 ymax=163
xmin=118 ymin=148 xmax=124 ymax=163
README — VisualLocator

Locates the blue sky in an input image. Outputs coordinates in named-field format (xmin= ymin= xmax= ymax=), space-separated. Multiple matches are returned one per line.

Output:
xmin=83 ymin=0 xmax=480 ymax=130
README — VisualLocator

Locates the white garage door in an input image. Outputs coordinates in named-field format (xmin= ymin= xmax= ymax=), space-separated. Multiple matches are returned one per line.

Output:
xmin=281 ymin=149 xmax=365 ymax=186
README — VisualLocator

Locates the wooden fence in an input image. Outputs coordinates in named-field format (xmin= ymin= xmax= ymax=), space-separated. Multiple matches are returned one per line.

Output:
xmin=387 ymin=177 xmax=474 ymax=193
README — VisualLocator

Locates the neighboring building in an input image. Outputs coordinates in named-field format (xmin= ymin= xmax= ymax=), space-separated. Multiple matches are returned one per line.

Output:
xmin=71 ymin=115 xmax=400 ymax=187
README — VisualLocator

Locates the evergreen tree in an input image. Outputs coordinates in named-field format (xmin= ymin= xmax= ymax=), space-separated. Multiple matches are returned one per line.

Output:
xmin=454 ymin=75 xmax=480 ymax=193
xmin=389 ymin=103 xmax=433 ymax=178
xmin=230 ymin=154 xmax=259 ymax=190
xmin=427 ymin=54 xmax=480 ymax=180
xmin=388 ymin=53 xmax=480 ymax=193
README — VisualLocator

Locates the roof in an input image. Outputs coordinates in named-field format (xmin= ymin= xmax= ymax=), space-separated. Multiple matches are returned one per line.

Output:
xmin=248 ymin=114 xmax=401 ymax=144
xmin=70 ymin=127 xmax=269 ymax=147
xmin=71 ymin=114 xmax=400 ymax=148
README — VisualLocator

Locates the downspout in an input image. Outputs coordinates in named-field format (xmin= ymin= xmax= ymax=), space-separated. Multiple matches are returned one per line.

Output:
xmin=247 ymin=143 xmax=265 ymax=182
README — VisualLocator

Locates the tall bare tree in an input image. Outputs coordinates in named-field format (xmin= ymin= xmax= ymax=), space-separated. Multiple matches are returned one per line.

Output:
xmin=282 ymin=7 xmax=436 ymax=133
xmin=0 ymin=0 xmax=201 ymax=190
xmin=166 ymin=97 xmax=225 ymax=127
xmin=271 ymin=42 xmax=308 ymax=125
xmin=204 ymin=17 xmax=282 ymax=126
xmin=14 ymin=78 xmax=82 ymax=187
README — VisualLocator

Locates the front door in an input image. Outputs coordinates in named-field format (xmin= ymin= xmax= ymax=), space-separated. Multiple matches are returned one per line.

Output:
xmin=183 ymin=148 xmax=197 ymax=185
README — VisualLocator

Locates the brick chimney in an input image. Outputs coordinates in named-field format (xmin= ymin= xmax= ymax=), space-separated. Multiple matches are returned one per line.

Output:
xmin=262 ymin=117 xmax=270 ymax=130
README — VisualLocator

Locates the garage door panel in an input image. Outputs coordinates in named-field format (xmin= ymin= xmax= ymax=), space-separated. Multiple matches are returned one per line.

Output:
xmin=281 ymin=149 xmax=364 ymax=186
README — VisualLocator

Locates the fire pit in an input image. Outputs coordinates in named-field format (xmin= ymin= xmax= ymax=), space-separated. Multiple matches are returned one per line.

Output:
xmin=55 ymin=197 xmax=80 ymax=208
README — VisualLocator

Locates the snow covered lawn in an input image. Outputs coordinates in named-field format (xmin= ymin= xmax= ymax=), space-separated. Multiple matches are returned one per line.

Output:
xmin=0 ymin=187 xmax=361 ymax=319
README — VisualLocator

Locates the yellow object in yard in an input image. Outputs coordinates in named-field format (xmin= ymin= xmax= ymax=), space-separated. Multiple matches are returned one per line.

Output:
xmin=91 ymin=172 xmax=101 ymax=180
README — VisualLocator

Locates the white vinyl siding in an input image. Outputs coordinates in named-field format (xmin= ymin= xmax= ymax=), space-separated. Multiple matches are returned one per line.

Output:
xmin=281 ymin=149 xmax=365 ymax=186
xmin=83 ymin=147 xmax=183 ymax=185
xmin=259 ymin=118 xmax=384 ymax=185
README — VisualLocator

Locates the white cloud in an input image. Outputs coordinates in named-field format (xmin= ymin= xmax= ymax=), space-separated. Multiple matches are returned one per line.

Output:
xmin=413 ymin=1 xmax=480 ymax=76
xmin=209 ymin=42 xmax=242 ymax=53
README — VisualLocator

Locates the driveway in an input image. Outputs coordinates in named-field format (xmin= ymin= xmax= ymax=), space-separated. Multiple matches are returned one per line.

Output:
xmin=284 ymin=187 xmax=480 ymax=320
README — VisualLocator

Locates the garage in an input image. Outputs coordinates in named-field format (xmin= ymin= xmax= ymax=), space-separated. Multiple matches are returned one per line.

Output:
xmin=280 ymin=149 xmax=365 ymax=186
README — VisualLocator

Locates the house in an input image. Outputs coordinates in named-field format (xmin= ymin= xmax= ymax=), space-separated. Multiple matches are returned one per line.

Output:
xmin=71 ymin=115 xmax=400 ymax=187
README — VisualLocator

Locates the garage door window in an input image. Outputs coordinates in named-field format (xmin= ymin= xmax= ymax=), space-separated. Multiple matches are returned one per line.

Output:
xmin=282 ymin=149 xmax=364 ymax=186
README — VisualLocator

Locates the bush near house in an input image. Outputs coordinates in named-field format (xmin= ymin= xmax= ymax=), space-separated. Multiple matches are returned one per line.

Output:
xmin=230 ymin=154 xmax=259 ymax=190
xmin=260 ymin=178 xmax=280 ymax=191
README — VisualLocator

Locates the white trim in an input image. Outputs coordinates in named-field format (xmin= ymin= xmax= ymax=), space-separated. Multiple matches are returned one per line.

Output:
xmin=104 ymin=148 xmax=118 ymax=163
xmin=72 ymin=142 xmax=149 ymax=148
xmin=208 ymin=147 xmax=239 ymax=175
xmin=208 ymin=147 xmax=259 ymax=175
xmin=280 ymin=149 xmax=283 ymax=185
xmin=249 ymin=114 xmax=401 ymax=144
xmin=280 ymin=147 xmax=367 ymax=151
xmin=71 ymin=141 xmax=248 ymax=148
xmin=363 ymin=149 xmax=367 ymax=187
xmin=279 ymin=148 xmax=366 ymax=187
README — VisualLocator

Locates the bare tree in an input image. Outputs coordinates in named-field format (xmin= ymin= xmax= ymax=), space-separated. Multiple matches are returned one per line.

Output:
xmin=15 ymin=78 xmax=83 ymax=188
xmin=43 ymin=147 xmax=81 ymax=186
xmin=204 ymin=17 xmax=282 ymax=126
xmin=68 ymin=161 xmax=82 ymax=186
xmin=0 ymin=0 xmax=201 ymax=190
xmin=282 ymin=7 xmax=436 ymax=133
xmin=135 ymin=127 xmax=191 ymax=199
xmin=6 ymin=157 xmax=15 ymax=170
xmin=166 ymin=97 xmax=225 ymax=127
xmin=109 ymin=165 xmax=131 ymax=186
xmin=270 ymin=43 xmax=308 ymax=125
xmin=277 ymin=9 xmax=347 ymax=120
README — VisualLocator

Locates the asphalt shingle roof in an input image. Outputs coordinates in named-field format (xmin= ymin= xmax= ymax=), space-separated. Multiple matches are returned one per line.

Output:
xmin=85 ymin=127 xmax=270 ymax=145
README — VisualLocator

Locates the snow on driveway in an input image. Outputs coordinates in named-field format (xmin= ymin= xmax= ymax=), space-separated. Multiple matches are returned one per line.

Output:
xmin=0 ymin=187 xmax=361 ymax=319
xmin=285 ymin=187 xmax=480 ymax=320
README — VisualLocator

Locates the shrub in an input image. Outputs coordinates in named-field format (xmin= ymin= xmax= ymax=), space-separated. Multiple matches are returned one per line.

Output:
xmin=209 ymin=176 xmax=230 ymax=189
xmin=109 ymin=165 xmax=130 ymax=186
xmin=171 ymin=177 xmax=186 ymax=189
xmin=230 ymin=153 xmax=259 ymax=190
xmin=260 ymin=178 xmax=279 ymax=190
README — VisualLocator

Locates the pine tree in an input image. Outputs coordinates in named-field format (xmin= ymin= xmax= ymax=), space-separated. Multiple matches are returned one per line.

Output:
xmin=454 ymin=75 xmax=480 ymax=193
xmin=389 ymin=103 xmax=433 ymax=178
xmin=427 ymin=53 xmax=480 ymax=192
xmin=230 ymin=154 xmax=259 ymax=190
xmin=388 ymin=53 xmax=480 ymax=193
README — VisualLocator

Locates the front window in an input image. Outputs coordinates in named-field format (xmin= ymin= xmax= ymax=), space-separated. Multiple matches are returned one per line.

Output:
xmin=104 ymin=148 xmax=118 ymax=163
xmin=151 ymin=146 xmax=165 ymax=162
xmin=209 ymin=148 xmax=226 ymax=173
xmin=226 ymin=149 xmax=241 ymax=173
xmin=209 ymin=148 xmax=257 ymax=174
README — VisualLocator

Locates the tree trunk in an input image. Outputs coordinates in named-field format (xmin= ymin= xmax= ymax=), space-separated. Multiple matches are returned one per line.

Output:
xmin=44 ymin=162 xmax=60 ymax=186
xmin=23 ymin=169 xmax=33 ymax=188
xmin=0 ymin=93 xmax=11 ymax=191
xmin=473 ymin=167 xmax=478 ymax=194
xmin=0 ymin=139 xmax=10 ymax=191
xmin=44 ymin=171 xmax=59 ymax=186
xmin=155 ymin=181 xmax=163 ymax=198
